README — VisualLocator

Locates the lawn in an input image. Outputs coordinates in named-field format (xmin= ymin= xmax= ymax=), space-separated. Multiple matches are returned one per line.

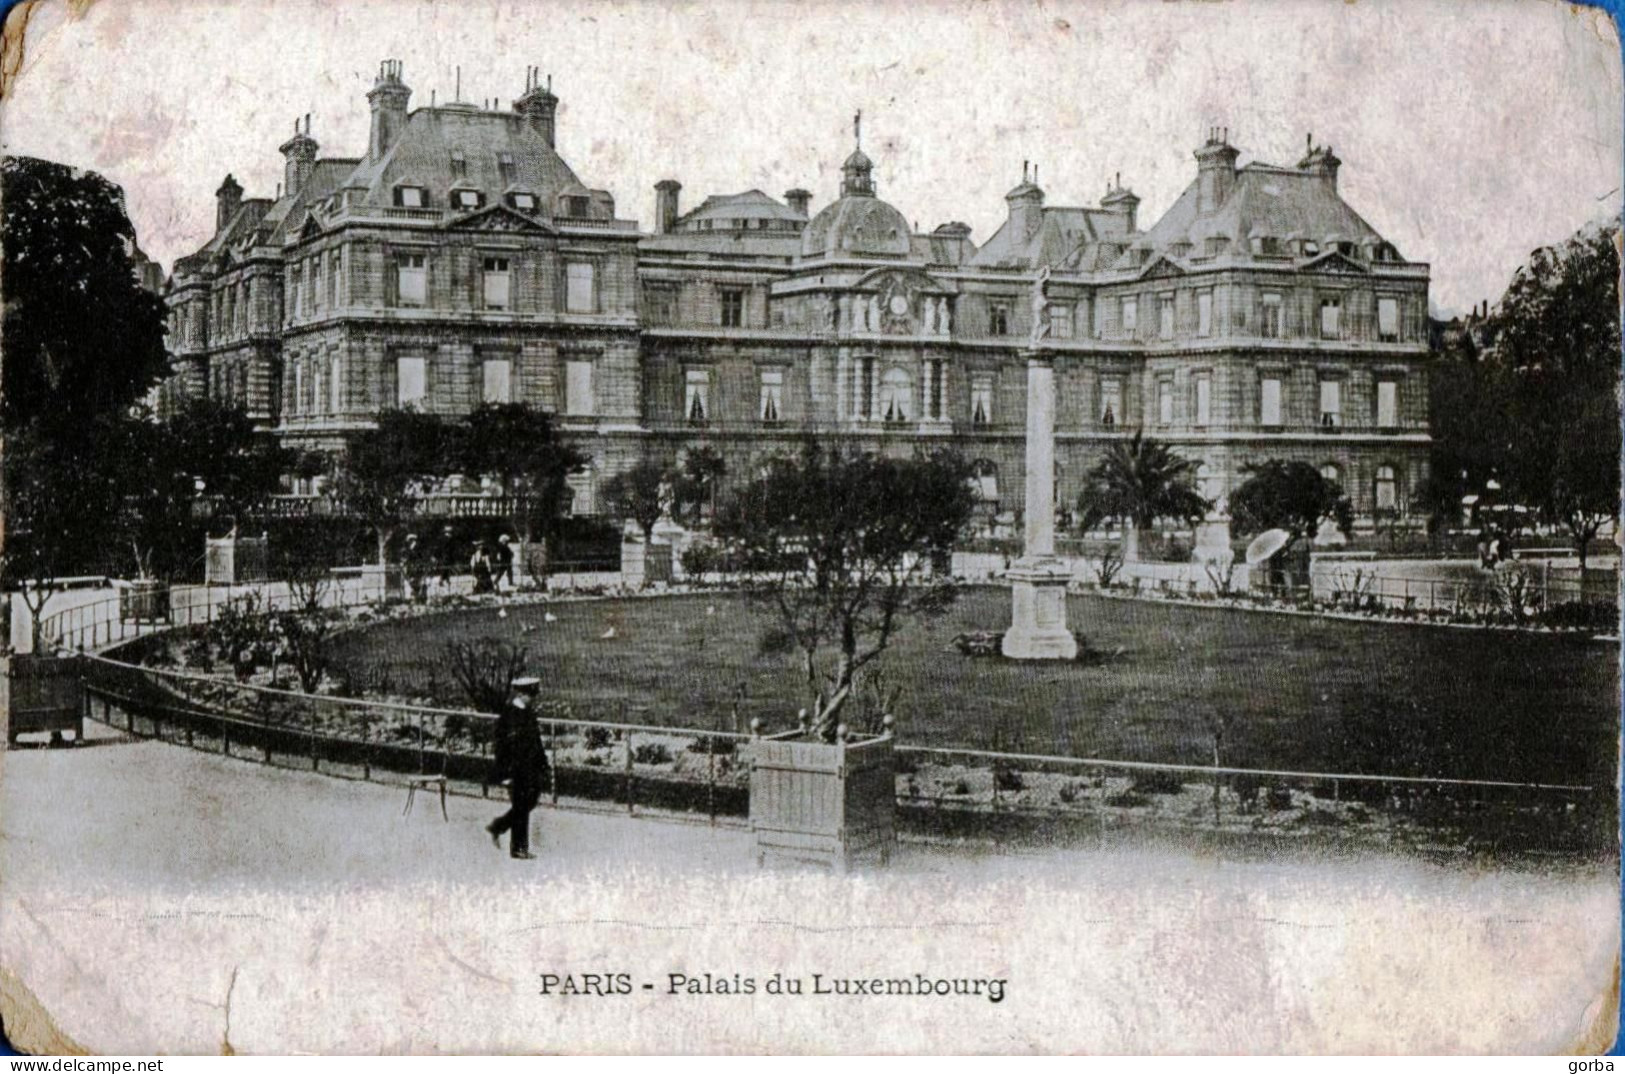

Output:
xmin=326 ymin=589 xmax=1619 ymax=788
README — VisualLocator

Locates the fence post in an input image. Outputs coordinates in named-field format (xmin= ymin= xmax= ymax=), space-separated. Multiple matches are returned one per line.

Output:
xmin=549 ymin=722 xmax=559 ymax=805
xmin=707 ymin=742 xmax=716 ymax=826
xmin=625 ymin=730 xmax=635 ymax=815
xmin=361 ymin=708 xmax=371 ymax=782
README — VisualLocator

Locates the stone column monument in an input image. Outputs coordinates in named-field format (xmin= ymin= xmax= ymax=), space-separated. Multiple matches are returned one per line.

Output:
xmin=1002 ymin=346 xmax=1079 ymax=660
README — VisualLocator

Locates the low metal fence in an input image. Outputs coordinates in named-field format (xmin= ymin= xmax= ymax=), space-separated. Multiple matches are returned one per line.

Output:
xmin=72 ymin=653 xmax=1611 ymax=852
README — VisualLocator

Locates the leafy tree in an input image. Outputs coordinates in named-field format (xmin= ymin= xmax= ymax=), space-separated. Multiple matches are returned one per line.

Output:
xmin=602 ymin=457 xmax=668 ymax=544
xmin=1 ymin=156 xmax=168 ymax=434
xmin=1487 ymin=223 xmax=1620 ymax=567
xmin=456 ymin=403 xmax=587 ymax=570
xmin=713 ymin=442 xmax=978 ymax=742
xmin=673 ymin=445 xmax=727 ymax=524
xmin=1076 ymin=433 xmax=1210 ymax=560
xmin=164 ymin=397 xmax=292 ymax=536
xmin=332 ymin=409 xmax=454 ymax=564
xmin=1229 ymin=460 xmax=1353 ymax=543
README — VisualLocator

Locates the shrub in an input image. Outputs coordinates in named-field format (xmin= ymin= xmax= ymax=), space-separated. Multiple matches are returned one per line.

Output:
xmin=948 ymin=778 xmax=971 ymax=796
xmin=1131 ymin=770 xmax=1185 ymax=795
xmin=1105 ymin=790 xmax=1150 ymax=809
xmin=584 ymin=725 xmax=614 ymax=750
xmin=632 ymin=741 xmax=674 ymax=766
xmin=993 ymin=766 xmax=1025 ymax=792
xmin=952 ymin=630 xmax=1003 ymax=657
xmin=1538 ymin=600 xmax=1619 ymax=632
xmin=686 ymin=734 xmax=737 ymax=756
xmin=1058 ymin=782 xmax=1081 ymax=804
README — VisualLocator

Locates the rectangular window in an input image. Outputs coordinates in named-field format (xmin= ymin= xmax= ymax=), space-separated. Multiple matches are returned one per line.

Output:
xmin=311 ymin=363 xmax=325 ymax=413
xmin=684 ymin=369 xmax=711 ymax=423
xmin=645 ymin=284 xmax=678 ymax=325
xmin=1049 ymin=303 xmax=1073 ymax=339
xmin=565 ymin=262 xmax=596 ymax=313
xmin=1092 ymin=296 xmax=1104 ymax=338
xmin=1320 ymin=296 xmax=1342 ymax=339
xmin=453 ymin=189 xmax=482 ymax=210
xmin=397 ymin=254 xmax=427 ymax=307
xmin=482 ymin=358 xmax=512 ymax=404
xmin=1378 ymin=296 xmax=1399 ymax=341
xmin=1319 ymin=379 xmax=1342 ymax=428
xmin=759 ymin=368 xmax=784 ymax=423
xmin=311 ymin=260 xmax=323 ymax=311
xmin=1194 ymin=372 xmax=1212 ymax=426
xmin=1260 ymin=377 xmax=1282 ymax=427
xmin=1100 ymin=376 xmax=1123 ymax=426
xmin=1197 ymin=290 xmax=1212 ymax=337
xmin=510 ymin=192 xmax=536 ymax=212
xmin=720 ymin=287 xmax=745 ymax=328
xmin=1260 ymin=292 xmax=1282 ymax=338
xmin=291 ymin=267 xmax=304 ymax=317
xmin=564 ymin=359 xmax=595 ymax=415
xmin=566 ymin=195 xmax=590 ymax=218
xmin=396 ymin=356 xmax=426 ymax=408
xmin=1121 ymin=296 xmax=1138 ymax=335
xmin=396 ymin=186 xmax=425 ymax=208
xmin=482 ymin=257 xmax=511 ymax=310
xmin=971 ymin=372 xmax=994 ymax=427
xmin=450 ymin=149 xmax=467 ymax=178
xmin=1377 ymin=380 xmax=1399 ymax=427
xmin=989 ymin=304 xmax=1010 ymax=336
xmin=497 ymin=152 xmax=515 ymax=184
xmin=1158 ymin=294 xmax=1174 ymax=340
xmin=330 ymin=356 xmax=344 ymax=413
xmin=293 ymin=362 xmax=305 ymax=415
xmin=328 ymin=252 xmax=340 ymax=307
xmin=1157 ymin=378 xmax=1174 ymax=424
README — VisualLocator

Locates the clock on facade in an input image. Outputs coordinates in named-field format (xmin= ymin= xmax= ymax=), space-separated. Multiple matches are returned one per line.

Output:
xmin=889 ymin=294 xmax=910 ymax=316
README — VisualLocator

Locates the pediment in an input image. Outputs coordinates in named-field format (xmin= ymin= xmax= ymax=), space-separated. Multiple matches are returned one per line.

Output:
xmin=297 ymin=215 xmax=323 ymax=241
xmin=1301 ymin=250 xmax=1369 ymax=274
xmin=1136 ymin=254 xmax=1187 ymax=280
xmin=447 ymin=204 xmax=555 ymax=233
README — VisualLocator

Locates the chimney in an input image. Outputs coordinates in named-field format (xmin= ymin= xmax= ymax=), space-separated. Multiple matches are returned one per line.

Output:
xmin=784 ymin=187 xmax=811 ymax=218
xmin=654 ymin=179 xmax=682 ymax=234
xmin=1296 ymin=134 xmax=1342 ymax=190
xmin=1005 ymin=162 xmax=1044 ymax=241
xmin=215 ymin=173 xmax=244 ymax=231
xmin=367 ymin=59 xmax=412 ymax=162
xmin=931 ymin=221 xmax=973 ymax=265
xmin=1193 ymin=127 xmax=1240 ymax=214
xmin=278 ymin=115 xmax=319 ymax=198
xmin=513 ymin=65 xmax=559 ymax=148
xmin=1101 ymin=172 xmax=1140 ymax=233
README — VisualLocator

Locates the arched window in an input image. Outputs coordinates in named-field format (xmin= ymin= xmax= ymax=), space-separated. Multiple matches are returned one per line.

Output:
xmin=1374 ymin=464 xmax=1398 ymax=512
xmin=1320 ymin=462 xmax=1342 ymax=491
xmin=880 ymin=367 xmax=912 ymax=423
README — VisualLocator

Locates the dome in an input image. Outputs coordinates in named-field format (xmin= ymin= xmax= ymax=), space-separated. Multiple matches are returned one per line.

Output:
xmin=799 ymin=194 xmax=912 ymax=258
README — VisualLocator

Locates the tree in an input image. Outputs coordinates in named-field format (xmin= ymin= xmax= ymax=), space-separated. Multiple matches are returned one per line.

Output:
xmin=1229 ymin=460 xmax=1353 ymax=543
xmin=673 ymin=445 xmax=727 ymax=525
xmin=602 ymin=457 xmax=668 ymax=544
xmin=1 ymin=157 xmax=168 ymax=435
xmin=1488 ymin=223 xmax=1620 ymax=568
xmin=713 ymin=442 xmax=978 ymax=742
xmin=456 ymin=403 xmax=587 ymax=571
xmin=2 ymin=157 xmax=168 ymax=606
xmin=165 ymin=397 xmax=292 ymax=536
xmin=332 ymin=409 xmax=453 ymax=564
xmin=1076 ymin=433 xmax=1210 ymax=561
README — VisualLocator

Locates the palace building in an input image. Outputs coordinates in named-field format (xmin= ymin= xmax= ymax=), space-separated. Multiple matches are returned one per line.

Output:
xmin=161 ymin=61 xmax=1432 ymax=529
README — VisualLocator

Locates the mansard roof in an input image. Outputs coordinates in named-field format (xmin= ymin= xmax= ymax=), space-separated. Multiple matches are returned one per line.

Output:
xmin=340 ymin=107 xmax=602 ymax=214
xmin=969 ymin=204 xmax=1135 ymax=271
xmin=674 ymin=189 xmax=806 ymax=229
xmin=1131 ymin=161 xmax=1394 ymax=264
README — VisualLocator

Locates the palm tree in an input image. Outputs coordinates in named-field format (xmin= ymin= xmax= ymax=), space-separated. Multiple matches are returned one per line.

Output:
xmin=1076 ymin=433 xmax=1210 ymax=561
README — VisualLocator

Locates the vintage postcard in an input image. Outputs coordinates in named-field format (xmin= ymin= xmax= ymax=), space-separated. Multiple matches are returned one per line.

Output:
xmin=0 ymin=0 xmax=1620 ymax=1055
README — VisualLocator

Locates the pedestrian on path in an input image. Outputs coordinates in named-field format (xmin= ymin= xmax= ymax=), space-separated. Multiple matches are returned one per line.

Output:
xmin=486 ymin=676 xmax=548 ymax=859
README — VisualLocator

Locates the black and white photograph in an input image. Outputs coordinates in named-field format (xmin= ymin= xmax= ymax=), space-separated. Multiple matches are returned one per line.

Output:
xmin=0 ymin=0 xmax=1620 ymax=1055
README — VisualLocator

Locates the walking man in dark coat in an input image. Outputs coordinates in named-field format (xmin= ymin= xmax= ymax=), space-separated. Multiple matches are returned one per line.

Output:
xmin=486 ymin=676 xmax=547 ymax=859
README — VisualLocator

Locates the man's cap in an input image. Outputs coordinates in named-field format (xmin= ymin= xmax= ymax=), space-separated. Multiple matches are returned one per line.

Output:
xmin=513 ymin=676 xmax=542 ymax=690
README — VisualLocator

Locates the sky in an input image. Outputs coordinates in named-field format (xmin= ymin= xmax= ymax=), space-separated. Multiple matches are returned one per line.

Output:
xmin=1 ymin=0 xmax=1620 ymax=316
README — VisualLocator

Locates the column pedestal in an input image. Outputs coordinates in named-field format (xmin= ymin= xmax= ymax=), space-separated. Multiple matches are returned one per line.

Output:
xmin=1002 ymin=347 xmax=1078 ymax=660
xmin=1002 ymin=559 xmax=1079 ymax=660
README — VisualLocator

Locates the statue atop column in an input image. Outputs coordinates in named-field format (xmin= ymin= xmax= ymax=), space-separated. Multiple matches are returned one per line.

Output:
xmin=1029 ymin=264 xmax=1052 ymax=346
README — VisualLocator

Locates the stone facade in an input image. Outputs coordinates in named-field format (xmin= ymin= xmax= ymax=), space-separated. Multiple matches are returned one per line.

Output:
xmin=162 ymin=69 xmax=1431 ymax=526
